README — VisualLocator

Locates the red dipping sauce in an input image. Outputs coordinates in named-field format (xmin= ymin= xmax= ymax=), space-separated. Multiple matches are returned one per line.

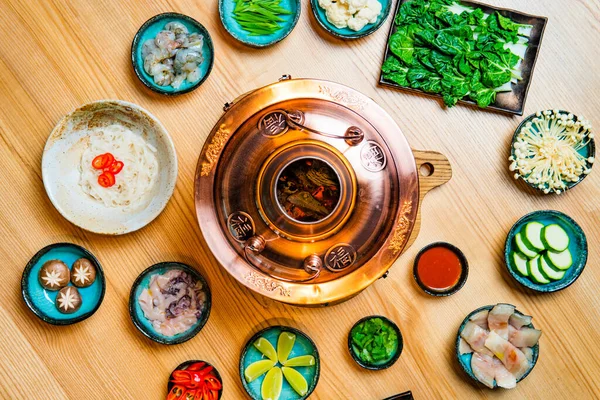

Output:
xmin=416 ymin=246 xmax=463 ymax=292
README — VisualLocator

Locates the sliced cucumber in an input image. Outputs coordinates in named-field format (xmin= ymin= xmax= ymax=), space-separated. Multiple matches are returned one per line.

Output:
xmin=511 ymin=252 xmax=529 ymax=277
xmin=528 ymin=255 xmax=550 ymax=284
xmin=522 ymin=222 xmax=545 ymax=252
xmin=546 ymin=248 xmax=573 ymax=271
xmin=515 ymin=232 xmax=538 ymax=259
xmin=542 ymin=224 xmax=570 ymax=252
xmin=540 ymin=254 xmax=566 ymax=281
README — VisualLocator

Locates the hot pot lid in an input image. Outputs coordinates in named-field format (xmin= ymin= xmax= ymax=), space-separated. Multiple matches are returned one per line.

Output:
xmin=195 ymin=77 xmax=419 ymax=305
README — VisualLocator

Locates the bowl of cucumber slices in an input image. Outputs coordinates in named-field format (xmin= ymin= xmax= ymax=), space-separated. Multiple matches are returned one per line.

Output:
xmin=505 ymin=210 xmax=588 ymax=293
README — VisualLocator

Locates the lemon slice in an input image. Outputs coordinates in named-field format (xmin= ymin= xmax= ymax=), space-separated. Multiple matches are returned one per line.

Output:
xmin=244 ymin=359 xmax=275 ymax=383
xmin=282 ymin=366 xmax=308 ymax=396
xmin=283 ymin=355 xmax=315 ymax=367
xmin=254 ymin=337 xmax=277 ymax=363
xmin=261 ymin=366 xmax=282 ymax=400
xmin=277 ymin=332 xmax=296 ymax=364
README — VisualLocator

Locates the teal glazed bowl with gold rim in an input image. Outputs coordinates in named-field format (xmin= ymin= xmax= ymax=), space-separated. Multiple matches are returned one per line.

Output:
xmin=310 ymin=0 xmax=392 ymax=40
xmin=131 ymin=12 xmax=214 ymax=95
xmin=129 ymin=262 xmax=211 ymax=345
xmin=219 ymin=0 xmax=301 ymax=47
xmin=239 ymin=325 xmax=320 ymax=400
xmin=21 ymin=243 xmax=106 ymax=325
xmin=504 ymin=210 xmax=588 ymax=293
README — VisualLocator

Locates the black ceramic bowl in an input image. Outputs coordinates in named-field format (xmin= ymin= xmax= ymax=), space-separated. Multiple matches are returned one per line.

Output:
xmin=413 ymin=242 xmax=469 ymax=297
xmin=348 ymin=315 xmax=403 ymax=370
xmin=21 ymin=243 xmax=106 ymax=325
xmin=167 ymin=360 xmax=223 ymax=399
xmin=129 ymin=262 xmax=211 ymax=345
xmin=131 ymin=12 xmax=214 ymax=95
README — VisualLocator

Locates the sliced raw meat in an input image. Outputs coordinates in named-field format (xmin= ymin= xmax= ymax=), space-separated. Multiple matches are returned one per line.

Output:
xmin=508 ymin=325 xmax=542 ymax=347
xmin=488 ymin=304 xmax=515 ymax=340
xmin=520 ymin=347 xmax=534 ymax=363
xmin=509 ymin=313 xmax=532 ymax=329
xmin=460 ymin=321 xmax=493 ymax=357
xmin=492 ymin=357 xmax=517 ymax=389
xmin=471 ymin=352 xmax=496 ymax=389
xmin=469 ymin=309 xmax=489 ymax=330
xmin=485 ymin=331 xmax=530 ymax=379
xmin=458 ymin=338 xmax=473 ymax=354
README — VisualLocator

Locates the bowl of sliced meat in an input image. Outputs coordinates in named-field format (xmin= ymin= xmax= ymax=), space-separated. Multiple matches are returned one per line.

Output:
xmin=456 ymin=303 xmax=541 ymax=389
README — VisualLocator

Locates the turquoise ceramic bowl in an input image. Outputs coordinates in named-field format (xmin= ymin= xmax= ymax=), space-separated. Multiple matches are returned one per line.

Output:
xmin=310 ymin=0 xmax=391 ymax=39
xmin=504 ymin=210 xmax=588 ymax=293
xmin=131 ymin=13 xmax=214 ymax=95
xmin=21 ymin=243 xmax=106 ymax=325
xmin=129 ymin=262 xmax=211 ymax=345
xmin=219 ymin=0 xmax=301 ymax=47
xmin=456 ymin=304 xmax=539 ymax=388
xmin=511 ymin=110 xmax=596 ymax=194
xmin=239 ymin=326 xmax=320 ymax=400
xmin=348 ymin=315 xmax=403 ymax=370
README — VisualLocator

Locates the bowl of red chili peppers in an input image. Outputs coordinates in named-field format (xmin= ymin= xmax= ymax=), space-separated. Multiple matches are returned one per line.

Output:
xmin=167 ymin=360 xmax=223 ymax=400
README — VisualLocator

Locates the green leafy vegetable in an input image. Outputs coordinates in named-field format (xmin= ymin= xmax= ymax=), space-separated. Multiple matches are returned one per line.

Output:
xmin=233 ymin=0 xmax=292 ymax=36
xmin=351 ymin=318 xmax=399 ymax=364
xmin=382 ymin=0 xmax=533 ymax=108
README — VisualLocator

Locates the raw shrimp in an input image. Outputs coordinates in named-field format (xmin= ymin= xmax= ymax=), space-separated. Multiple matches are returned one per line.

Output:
xmin=165 ymin=21 xmax=188 ymax=36
xmin=152 ymin=64 xmax=174 ymax=86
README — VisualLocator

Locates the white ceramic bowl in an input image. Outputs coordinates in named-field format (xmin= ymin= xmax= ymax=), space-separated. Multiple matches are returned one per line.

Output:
xmin=42 ymin=100 xmax=177 ymax=234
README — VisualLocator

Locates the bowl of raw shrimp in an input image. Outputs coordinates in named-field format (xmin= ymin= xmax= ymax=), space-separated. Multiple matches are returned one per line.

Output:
xmin=131 ymin=12 xmax=214 ymax=95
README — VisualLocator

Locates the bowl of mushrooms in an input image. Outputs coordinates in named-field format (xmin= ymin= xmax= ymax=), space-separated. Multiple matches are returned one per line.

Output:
xmin=21 ymin=243 xmax=106 ymax=325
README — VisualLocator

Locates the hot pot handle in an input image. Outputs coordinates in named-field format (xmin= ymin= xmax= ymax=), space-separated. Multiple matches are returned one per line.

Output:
xmin=243 ymin=235 xmax=322 ymax=282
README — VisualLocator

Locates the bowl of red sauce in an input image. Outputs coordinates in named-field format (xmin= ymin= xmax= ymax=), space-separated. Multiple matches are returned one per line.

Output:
xmin=413 ymin=242 xmax=468 ymax=296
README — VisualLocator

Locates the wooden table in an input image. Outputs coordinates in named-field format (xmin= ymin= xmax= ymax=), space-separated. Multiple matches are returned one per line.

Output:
xmin=1 ymin=0 xmax=599 ymax=398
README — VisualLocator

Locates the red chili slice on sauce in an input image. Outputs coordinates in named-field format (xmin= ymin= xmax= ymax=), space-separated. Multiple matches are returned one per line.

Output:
xmin=98 ymin=172 xmax=116 ymax=188
xmin=92 ymin=153 xmax=115 ymax=169
xmin=106 ymin=160 xmax=124 ymax=174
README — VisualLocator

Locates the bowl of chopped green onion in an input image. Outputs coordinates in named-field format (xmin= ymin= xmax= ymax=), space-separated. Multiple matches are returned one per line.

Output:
xmin=348 ymin=315 xmax=403 ymax=370
xmin=219 ymin=0 xmax=301 ymax=47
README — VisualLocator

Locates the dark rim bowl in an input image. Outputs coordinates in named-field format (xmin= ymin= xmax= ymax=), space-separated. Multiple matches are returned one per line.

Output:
xmin=167 ymin=360 xmax=223 ymax=399
xmin=511 ymin=110 xmax=596 ymax=194
xmin=219 ymin=0 xmax=301 ymax=48
xmin=129 ymin=262 xmax=212 ymax=345
xmin=456 ymin=304 xmax=540 ymax=388
xmin=310 ymin=0 xmax=392 ymax=40
xmin=504 ymin=210 xmax=588 ymax=293
xmin=21 ymin=242 xmax=106 ymax=326
xmin=239 ymin=325 xmax=320 ymax=400
xmin=131 ymin=12 xmax=215 ymax=95
xmin=348 ymin=315 xmax=403 ymax=370
xmin=413 ymin=242 xmax=469 ymax=297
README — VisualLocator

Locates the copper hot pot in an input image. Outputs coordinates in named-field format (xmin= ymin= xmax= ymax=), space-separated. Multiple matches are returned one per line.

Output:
xmin=194 ymin=77 xmax=451 ymax=306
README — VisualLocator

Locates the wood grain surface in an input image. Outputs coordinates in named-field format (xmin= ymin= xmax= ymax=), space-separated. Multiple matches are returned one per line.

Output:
xmin=0 ymin=0 xmax=599 ymax=399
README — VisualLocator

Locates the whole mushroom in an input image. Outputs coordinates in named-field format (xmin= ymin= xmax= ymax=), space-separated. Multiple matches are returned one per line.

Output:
xmin=38 ymin=260 xmax=70 ymax=290
xmin=56 ymin=286 xmax=82 ymax=314
xmin=71 ymin=258 xmax=97 ymax=288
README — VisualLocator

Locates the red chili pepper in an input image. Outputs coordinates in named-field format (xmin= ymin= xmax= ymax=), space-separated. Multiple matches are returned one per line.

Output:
xmin=199 ymin=366 xmax=213 ymax=376
xmin=97 ymin=172 xmax=115 ymax=188
xmin=167 ymin=385 xmax=186 ymax=400
xmin=170 ymin=370 xmax=192 ymax=386
xmin=92 ymin=153 xmax=115 ymax=169
xmin=203 ymin=376 xmax=222 ymax=391
xmin=184 ymin=390 xmax=196 ymax=400
xmin=106 ymin=160 xmax=124 ymax=174
xmin=186 ymin=362 xmax=206 ymax=371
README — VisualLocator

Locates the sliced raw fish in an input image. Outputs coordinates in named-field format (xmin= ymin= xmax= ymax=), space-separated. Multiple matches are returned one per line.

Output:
xmin=488 ymin=304 xmax=515 ymax=340
xmin=471 ymin=352 xmax=496 ymax=389
xmin=458 ymin=338 xmax=473 ymax=354
xmin=469 ymin=309 xmax=489 ymax=330
xmin=460 ymin=321 xmax=493 ymax=357
xmin=509 ymin=313 xmax=532 ymax=329
xmin=485 ymin=331 xmax=530 ymax=379
xmin=508 ymin=325 xmax=542 ymax=347
xmin=492 ymin=357 xmax=517 ymax=389
xmin=520 ymin=347 xmax=534 ymax=363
